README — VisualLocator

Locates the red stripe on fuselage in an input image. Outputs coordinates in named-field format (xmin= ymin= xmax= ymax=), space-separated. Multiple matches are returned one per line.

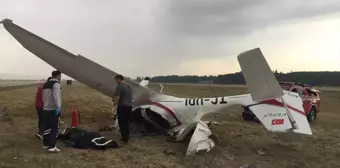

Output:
xmin=151 ymin=102 xmax=181 ymax=124
xmin=260 ymin=99 xmax=305 ymax=115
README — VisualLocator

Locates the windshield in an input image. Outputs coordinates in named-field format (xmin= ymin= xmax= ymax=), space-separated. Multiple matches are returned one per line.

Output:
xmin=279 ymin=84 xmax=291 ymax=91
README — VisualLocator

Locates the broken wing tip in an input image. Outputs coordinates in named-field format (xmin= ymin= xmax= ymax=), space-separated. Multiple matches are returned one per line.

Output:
xmin=0 ymin=18 xmax=13 ymax=24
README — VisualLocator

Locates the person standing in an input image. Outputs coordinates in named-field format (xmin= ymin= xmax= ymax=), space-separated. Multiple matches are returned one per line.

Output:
xmin=35 ymin=77 xmax=51 ymax=139
xmin=42 ymin=70 xmax=62 ymax=152
xmin=112 ymin=74 xmax=133 ymax=144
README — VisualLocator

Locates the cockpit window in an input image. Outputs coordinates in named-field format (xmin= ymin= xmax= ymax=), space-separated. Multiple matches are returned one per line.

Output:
xmin=291 ymin=88 xmax=298 ymax=93
xmin=291 ymin=88 xmax=305 ymax=97
xmin=307 ymin=89 xmax=318 ymax=97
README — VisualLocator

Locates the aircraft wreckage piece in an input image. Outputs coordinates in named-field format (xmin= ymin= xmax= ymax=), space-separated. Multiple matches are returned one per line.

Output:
xmin=2 ymin=19 xmax=312 ymax=156
xmin=186 ymin=121 xmax=215 ymax=156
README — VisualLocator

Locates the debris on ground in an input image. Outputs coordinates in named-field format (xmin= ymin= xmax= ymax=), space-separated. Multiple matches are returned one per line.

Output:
xmin=0 ymin=106 xmax=12 ymax=124
xmin=256 ymin=148 xmax=266 ymax=155
xmin=0 ymin=106 xmax=9 ymax=118
xmin=205 ymin=121 xmax=221 ymax=127
xmin=99 ymin=125 xmax=116 ymax=132
xmin=164 ymin=149 xmax=176 ymax=155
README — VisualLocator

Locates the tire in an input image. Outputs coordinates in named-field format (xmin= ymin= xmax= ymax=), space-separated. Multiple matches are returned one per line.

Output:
xmin=242 ymin=112 xmax=253 ymax=121
xmin=307 ymin=107 xmax=316 ymax=123
xmin=242 ymin=108 xmax=261 ymax=123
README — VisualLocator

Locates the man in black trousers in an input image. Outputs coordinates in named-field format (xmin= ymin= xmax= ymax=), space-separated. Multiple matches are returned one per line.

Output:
xmin=42 ymin=70 xmax=62 ymax=152
xmin=112 ymin=74 xmax=133 ymax=144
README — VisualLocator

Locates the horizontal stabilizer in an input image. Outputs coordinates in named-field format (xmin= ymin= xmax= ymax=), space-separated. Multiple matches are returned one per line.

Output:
xmin=237 ymin=48 xmax=283 ymax=101
xmin=281 ymin=91 xmax=312 ymax=135
xmin=248 ymin=100 xmax=293 ymax=132
xmin=248 ymin=91 xmax=312 ymax=135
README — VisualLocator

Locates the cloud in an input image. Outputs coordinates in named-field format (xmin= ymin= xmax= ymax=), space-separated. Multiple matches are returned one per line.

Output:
xmin=166 ymin=0 xmax=340 ymax=37
xmin=0 ymin=0 xmax=339 ymax=78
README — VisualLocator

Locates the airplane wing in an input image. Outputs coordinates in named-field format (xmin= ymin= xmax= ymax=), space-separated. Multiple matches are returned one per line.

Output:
xmin=1 ymin=19 xmax=150 ymax=105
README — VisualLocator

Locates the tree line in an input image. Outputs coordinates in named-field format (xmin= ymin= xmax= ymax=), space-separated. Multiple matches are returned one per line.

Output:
xmin=149 ymin=71 xmax=340 ymax=86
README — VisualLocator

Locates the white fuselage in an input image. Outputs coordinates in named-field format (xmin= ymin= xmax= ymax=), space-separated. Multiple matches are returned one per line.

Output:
xmin=136 ymin=93 xmax=255 ymax=129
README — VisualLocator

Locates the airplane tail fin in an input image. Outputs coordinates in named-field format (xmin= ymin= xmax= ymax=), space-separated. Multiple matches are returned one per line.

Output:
xmin=237 ymin=48 xmax=283 ymax=101
xmin=238 ymin=48 xmax=312 ymax=135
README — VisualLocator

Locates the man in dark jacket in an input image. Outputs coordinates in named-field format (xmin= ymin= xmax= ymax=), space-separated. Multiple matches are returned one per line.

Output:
xmin=42 ymin=70 xmax=62 ymax=152
xmin=35 ymin=77 xmax=51 ymax=139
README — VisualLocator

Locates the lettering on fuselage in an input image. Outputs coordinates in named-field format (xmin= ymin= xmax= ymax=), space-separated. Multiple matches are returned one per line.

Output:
xmin=210 ymin=97 xmax=227 ymax=105
xmin=185 ymin=97 xmax=227 ymax=106
xmin=286 ymin=92 xmax=299 ymax=98
xmin=264 ymin=112 xmax=287 ymax=118
xmin=185 ymin=98 xmax=203 ymax=106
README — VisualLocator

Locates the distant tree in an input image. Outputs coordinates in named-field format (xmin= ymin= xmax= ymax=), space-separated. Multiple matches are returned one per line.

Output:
xmin=136 ymin=77 xmax=142 ymax=82
xmin=150 ymin=71 xmax=340 ymax=86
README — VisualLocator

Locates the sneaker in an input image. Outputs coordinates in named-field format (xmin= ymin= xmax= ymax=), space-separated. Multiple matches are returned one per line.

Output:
xmin=42 ymin=146 xmax=49 ymax=149
xmin=35 ymin=133 xmax=43 ymax=140
xmin=47 ymin=147 xmax=60 ymax=153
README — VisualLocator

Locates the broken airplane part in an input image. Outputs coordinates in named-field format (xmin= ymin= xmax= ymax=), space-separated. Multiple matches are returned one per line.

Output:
xmin=1 ymin=19 xmax=312 ymax=156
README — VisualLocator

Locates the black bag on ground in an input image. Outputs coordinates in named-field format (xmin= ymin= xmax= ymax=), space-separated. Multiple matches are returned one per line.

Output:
xmin=58 ymin=127 xmax=119 ymax=150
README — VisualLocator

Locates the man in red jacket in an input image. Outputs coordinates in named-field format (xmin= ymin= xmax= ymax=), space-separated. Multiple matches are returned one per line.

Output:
xmin=35 ymin=77 xmax=51 ymax=139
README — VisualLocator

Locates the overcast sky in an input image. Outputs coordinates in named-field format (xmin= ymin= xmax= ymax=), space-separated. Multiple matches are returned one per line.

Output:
xmin=1 ymin=0 xmax=340 ymax=79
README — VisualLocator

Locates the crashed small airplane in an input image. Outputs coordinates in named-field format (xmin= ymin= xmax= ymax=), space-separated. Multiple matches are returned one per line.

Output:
xmin=1 ymin=19 xmax=312 ymax=156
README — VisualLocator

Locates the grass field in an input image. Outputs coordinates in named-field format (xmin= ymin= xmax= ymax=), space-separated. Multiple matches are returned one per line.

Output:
xmin=0 ymin=80 xmax=41 ymax=87
xmin=0 ymin=83 xmax=340 ymax=168
xmin=0 ymin=80 xmax=41 ymax=92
